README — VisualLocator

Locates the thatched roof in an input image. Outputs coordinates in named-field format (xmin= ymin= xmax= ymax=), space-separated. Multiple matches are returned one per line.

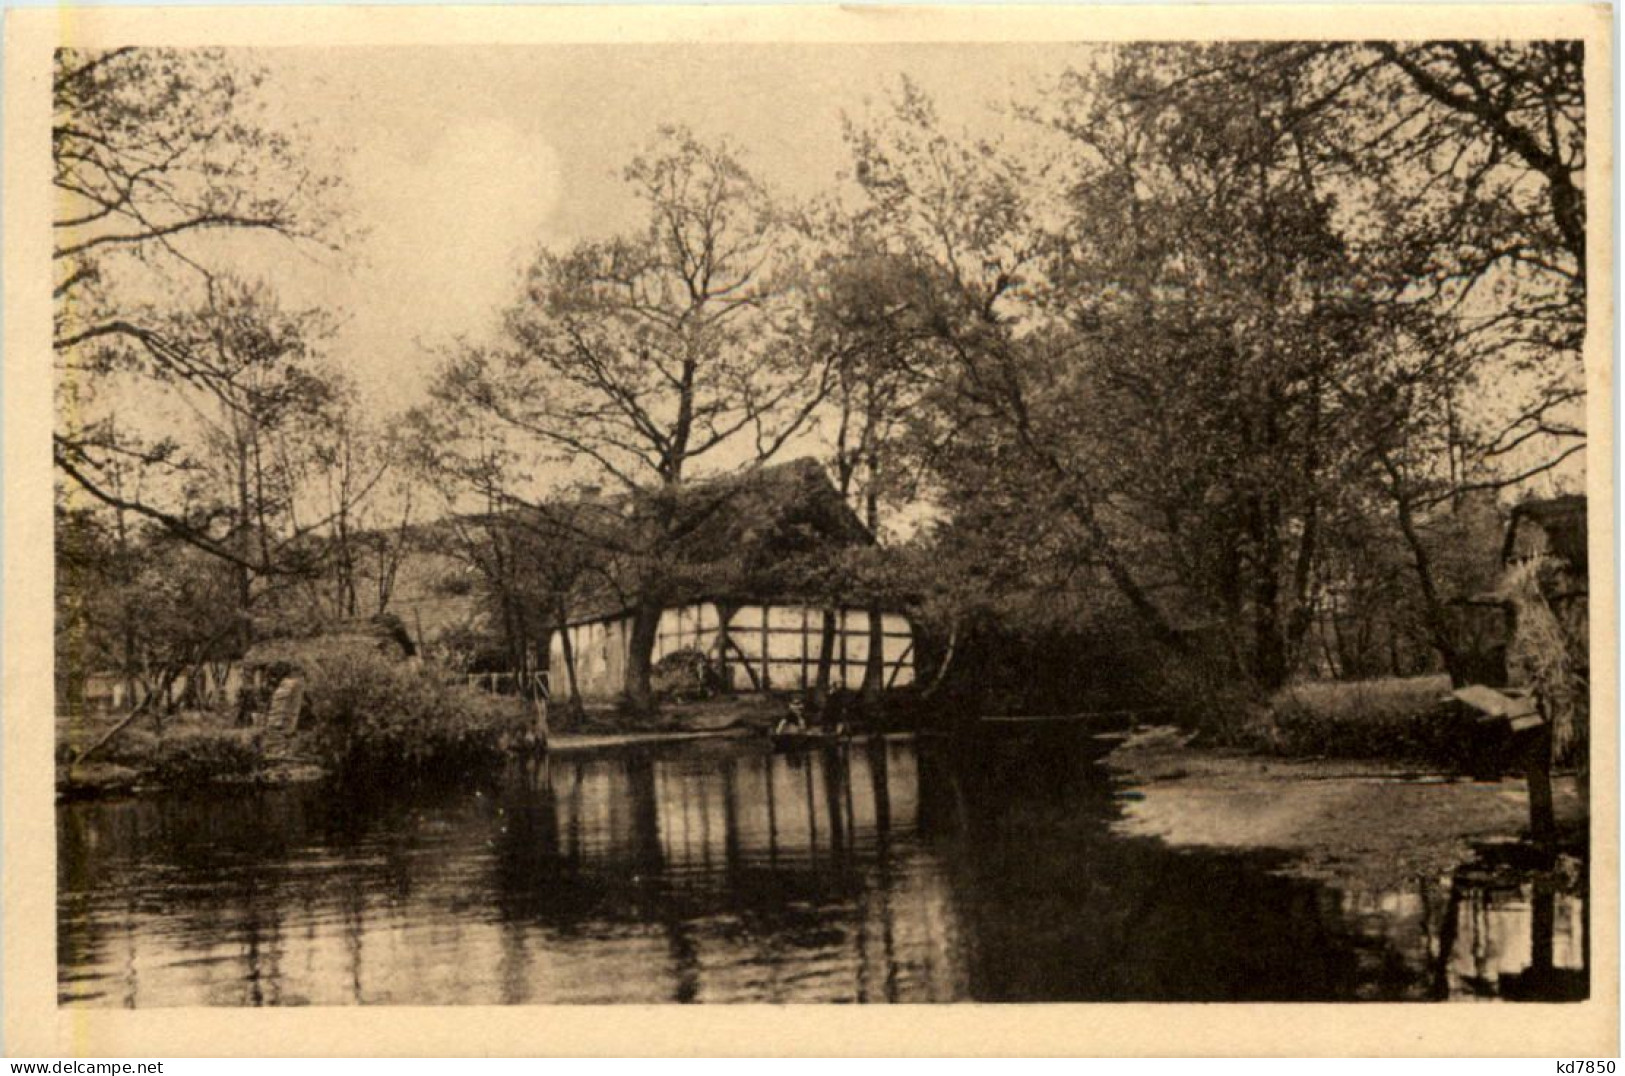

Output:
xmin=666 ymin=456 xmax=872 ymax=560
xmin=242 ymin=616 xmax=415 ymax=670
xmin=371 ymin=459 xmax=885 ymax=633
xmin=1503 ymin=494 xmax=1587 ymax=577
xmin=559 ymin=457 xmax=879 ymax=624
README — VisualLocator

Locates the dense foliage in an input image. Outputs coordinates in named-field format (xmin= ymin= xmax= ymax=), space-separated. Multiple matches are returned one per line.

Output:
xmin=55 ymin=44 xmax=1588 ymax=750
xmin=300 ymin=650 xmax=536 ymax=775
xmin=1259 ymin=676 xmax=1480 ymax=768
xmin=145 ymin=729 xmax=265 ymax=787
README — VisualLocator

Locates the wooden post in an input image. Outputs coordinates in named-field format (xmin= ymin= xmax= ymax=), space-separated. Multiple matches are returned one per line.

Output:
xmin=1524 ymin=723 xmax=1557 ymax=850
xmin=713 ymin=603 xmax=734 ymax=693
xmin=838 ymin=609 xmax=849 ymax=692
xmin=1530 ymin=874 xmax=1555 ymax=975
xmin=1454 ymin=685 xmax=1559 ymax=851
xmin=761 ymin=604 xmax=771 ymax=691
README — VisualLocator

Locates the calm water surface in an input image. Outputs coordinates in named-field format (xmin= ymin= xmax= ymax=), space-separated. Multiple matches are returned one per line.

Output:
xmin=58 ymin=732 xmax=1587 ymax=1005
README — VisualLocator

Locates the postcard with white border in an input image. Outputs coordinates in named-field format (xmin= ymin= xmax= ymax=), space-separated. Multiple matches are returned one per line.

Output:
xmin=3 ymin=3 xmax=1616 ymax=1057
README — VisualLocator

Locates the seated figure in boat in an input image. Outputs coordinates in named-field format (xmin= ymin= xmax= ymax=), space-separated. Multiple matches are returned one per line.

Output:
xmin=773 ymin=694 xmax=809 ymax=738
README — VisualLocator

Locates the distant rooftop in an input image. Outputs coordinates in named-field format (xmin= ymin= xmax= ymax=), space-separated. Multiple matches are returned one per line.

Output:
xmin=1503 ymin=494 xmax=1587 ymax=576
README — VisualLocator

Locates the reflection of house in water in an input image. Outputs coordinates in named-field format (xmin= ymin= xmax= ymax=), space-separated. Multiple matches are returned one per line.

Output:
xmin=520 ymin=741 xmax=968 ymax=1003
xmin=57 ymin=741 xmax=966 ymax=1006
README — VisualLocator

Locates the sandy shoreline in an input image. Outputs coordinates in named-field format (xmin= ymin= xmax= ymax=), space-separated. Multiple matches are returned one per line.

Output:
xmin=1103 ymin=726 xmax=1584 ymax=886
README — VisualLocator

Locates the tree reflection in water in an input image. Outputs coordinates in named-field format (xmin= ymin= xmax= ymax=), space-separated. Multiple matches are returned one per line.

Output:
xmin=57 ymin=733 xmax=1587 ymax=1006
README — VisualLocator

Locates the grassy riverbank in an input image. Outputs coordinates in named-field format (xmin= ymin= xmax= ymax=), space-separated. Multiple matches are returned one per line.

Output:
xmin=55 ymin=691 xmax=794 ymax=799
xmin=56 ymin=710 xmax=324 ymax=799
xmin=55 ymin=668 xmax=1504 ymax=803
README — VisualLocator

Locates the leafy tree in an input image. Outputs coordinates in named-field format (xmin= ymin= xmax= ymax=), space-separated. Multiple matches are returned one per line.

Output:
xmin=841 ymin=60 xmax=1361 ymax=692
xmin=302 ymin=396 xmax=417 ymax=623
xmin=1355 ymin=42 xmax=1584 ymax=678
xmin=1204 ymin=42 xmax=1587 ymax=679
xmin=400 ymin=404 xmax=605 ymax=717
xmin=429 ymin=127 xmax=833 ymax=712
xmin=1043 ymin=46 xmax=1412 ymax=688
xmin=52 ymin=49 xmax=373 ymax=735
xmin=57 ymin=505 xmax=243 ymax=753
xmin=796 ymin=234 xmax=937 ymax=714
xmin=164 ymin=277 xmax=338 ymax=647
xmin=847 ymin=46 xmax=1587 ymax=697
xmin=53 ymin=47 xmax=342 ymax=569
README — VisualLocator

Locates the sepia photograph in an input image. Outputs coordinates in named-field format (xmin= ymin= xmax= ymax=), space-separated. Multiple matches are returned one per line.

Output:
xmin=3 ymin=2 xmax=1615 ymax=1057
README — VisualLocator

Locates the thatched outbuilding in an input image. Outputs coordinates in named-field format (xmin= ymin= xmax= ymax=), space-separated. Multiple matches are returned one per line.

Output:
xmin=550 ymin=458 xmax=918 ymax=700
xmin=240 ymin=617 xmax=415 ymax=674
xmin=1497 ymin=495 xmax=1589 ymax=684
xmin=1503 ymin=494 xmax=1587 ymax=578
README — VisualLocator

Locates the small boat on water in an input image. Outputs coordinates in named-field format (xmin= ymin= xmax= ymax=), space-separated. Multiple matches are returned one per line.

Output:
xmin=976 ymin=707 xmax=1173 ymax=733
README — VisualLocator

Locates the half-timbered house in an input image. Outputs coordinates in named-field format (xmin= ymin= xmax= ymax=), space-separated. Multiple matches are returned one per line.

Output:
xmin=549 ymin=458 xmax=917 ymax=700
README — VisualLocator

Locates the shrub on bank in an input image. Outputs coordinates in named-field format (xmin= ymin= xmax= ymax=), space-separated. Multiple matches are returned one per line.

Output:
xmin=56 ymin=718 xmax=160 ymax=768
xmin=145 ymin=728 xmax=264 ymax=787
xmin=57 ymin=708 xmax=257 ymax=790
xmin=1143 ymin=651 xmax=1270 ymax=744
xmin=651 ymin=648 xmax=725 ymax=703
xmin=301 ymin=649 xmax=535 ymax=775
xmin=1257 ymin=675 xmax=1475 ymax=766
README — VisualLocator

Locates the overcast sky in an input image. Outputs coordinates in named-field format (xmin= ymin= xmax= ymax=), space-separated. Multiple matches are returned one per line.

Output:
xmin=241 ymin=44 xmax=1094 ymax=411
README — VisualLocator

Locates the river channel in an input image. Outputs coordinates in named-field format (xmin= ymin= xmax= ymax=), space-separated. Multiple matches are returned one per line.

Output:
xmin=58 ymin=731 xmax=1587 ymax=1005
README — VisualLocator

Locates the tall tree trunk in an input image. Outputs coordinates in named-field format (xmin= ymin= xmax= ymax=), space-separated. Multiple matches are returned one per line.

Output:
xmin=623 ymin=598 xmax=664 ymax=717
xmin=1285 ymin=502 xmax=1320 ymax=668
xmin=1064 ymin=490 xmax=1186 ymax=652
xmin=1249 ymin=494 xmax=1288 ymax=690
xmin=1253 ymin=594 xmax=1286 ymax=688
xmin=919 ymin=620 xmax=958 ymax=700
xmin=860 ymin=605 xmax=886 ymax=715
xmin=713 ymin=604 xmax=736 ymax=694
xmin=112 ymin=495 xmax=139 ymax=719
xmin=815 ymin=391 xmax=856 ymax=722
xmin=1317 ymin=606 xmax=1343 ymax=679
xmin=235 ymin=436 xmax=254 ymax=658
xmin=336 ymin=515 xmax=357 ymax=618
xmin=812 ymin=608 xmax=838 ymax=716
xmin=1382 ymin=455 xmax=1466 ymax=683
xmin=554 ymin=605 xmax=584 ymax=719
xmin=73 ymin=662 xmax=183 ymax=767
xmin=1524 ymin=724 xmax=1557 ymax=849
xmin=504 ymin=596 xmax=529 ymax=685
xmin=858 ymin=479 xmax=886 ymax=715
